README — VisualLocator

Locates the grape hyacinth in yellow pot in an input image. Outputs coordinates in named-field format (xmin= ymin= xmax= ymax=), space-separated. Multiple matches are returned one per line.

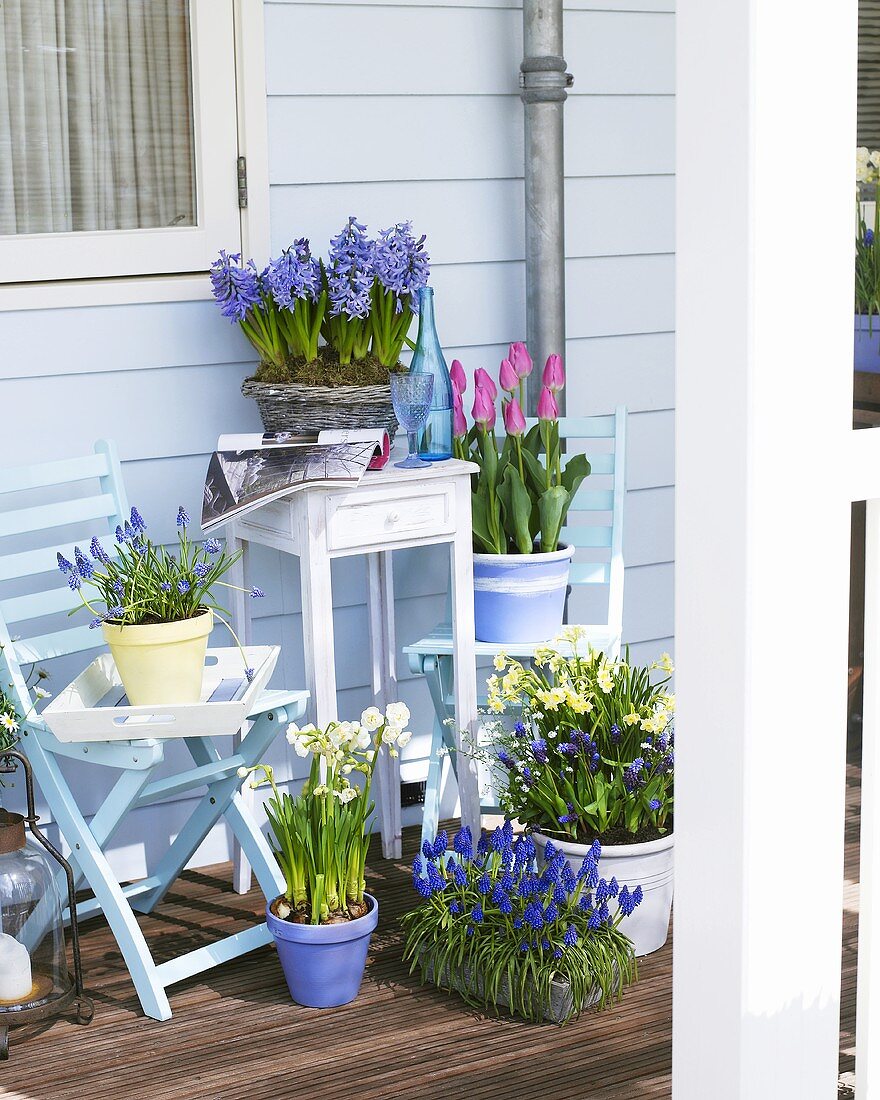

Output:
xmin=56 ymin=506 xmax=264 ymax=706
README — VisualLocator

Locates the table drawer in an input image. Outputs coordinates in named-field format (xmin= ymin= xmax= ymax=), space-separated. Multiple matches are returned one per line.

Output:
xmin=326 ymin=485 xmax=455 ymax=550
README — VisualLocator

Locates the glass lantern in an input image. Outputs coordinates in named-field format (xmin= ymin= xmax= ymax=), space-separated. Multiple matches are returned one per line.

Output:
xmin=0 ymin=751 xmax=92 ymax=1059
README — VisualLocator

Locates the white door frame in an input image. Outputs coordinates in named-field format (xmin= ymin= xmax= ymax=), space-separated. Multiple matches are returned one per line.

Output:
xmin=674 ymin=1 xmax=859 ymax=1096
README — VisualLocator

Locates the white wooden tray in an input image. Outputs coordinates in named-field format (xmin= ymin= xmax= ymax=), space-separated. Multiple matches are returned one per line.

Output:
xmin=41 ymin=646 xmax=279 ymax=743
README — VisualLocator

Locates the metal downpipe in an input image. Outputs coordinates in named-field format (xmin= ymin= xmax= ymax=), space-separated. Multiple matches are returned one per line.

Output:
xmin=520 ymin=0 xmax=573 ymax=413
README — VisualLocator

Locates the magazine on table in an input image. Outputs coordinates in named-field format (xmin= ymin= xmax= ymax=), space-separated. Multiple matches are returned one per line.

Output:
xmin=201 ymin=428 xmax=390 ymax=533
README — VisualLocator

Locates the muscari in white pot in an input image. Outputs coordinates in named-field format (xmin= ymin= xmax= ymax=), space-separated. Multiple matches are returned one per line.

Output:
xmin=451 ymin=347 xmax=589 ymax=644
xmin=533 ymin=831 xmax=673 ymax=957
xmin=484 ymin=641 xmax=676 ymax=957
xmin=245 ymin=705 xmax=410 ymax=1008
xmin=57 ymin=505 xmax=260 ymax=706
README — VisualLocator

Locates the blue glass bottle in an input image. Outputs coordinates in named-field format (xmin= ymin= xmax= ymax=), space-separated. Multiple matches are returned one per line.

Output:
xmin=410 ymin=287 xmax=453 ymax=461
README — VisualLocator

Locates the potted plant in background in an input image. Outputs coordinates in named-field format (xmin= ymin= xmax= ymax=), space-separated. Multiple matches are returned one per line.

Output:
xmin=241 ymin=703 xmax=411 ymax=1008
xmin=403 ymin=822 xmax=639 ymax=1023
xmin=451 ymin=347 xmax=591 ymax=642
xmin=210 ymin=218 xmax=431 ymax=438
xmin=479 ymin=628 xmax=674 ymax=956
xmin=855 ymin=147 xmax=880 ymax=372
xmin=56 ymin=507 xmax=263 ymax=706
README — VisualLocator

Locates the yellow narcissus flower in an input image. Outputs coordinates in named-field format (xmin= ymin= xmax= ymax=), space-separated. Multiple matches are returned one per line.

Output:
xmin=533 ymin=645 xmax=555 ymax=667
xmin=536 ymin=686 xmax=567 ymax=711
xmin=558 ymin=624 xmax=587 ymax=646
xmin=493 ymin=652 xmax=508 ymax=671
xmin=622 ymin=712 xmax=641 ymax=727
xmin=656 ymin=652 xmax=674 ymax=674
xmin=501 ymin=669 xmax=522 ymax=697
xmin=597 ymin=671 xmax=614 ymax=694
xmin=566 ymin=689 xmax=593 ymax=715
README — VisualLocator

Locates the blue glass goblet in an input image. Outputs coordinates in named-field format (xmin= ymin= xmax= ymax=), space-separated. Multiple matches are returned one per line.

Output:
xmin=391 ymin=373 xmax=434 ymax=469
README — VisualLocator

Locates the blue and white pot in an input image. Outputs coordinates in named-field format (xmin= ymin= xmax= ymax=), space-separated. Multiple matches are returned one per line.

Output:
xmin=534 ymin=832 xmax=674 ymax=957
xmin=472 ymin=543 xmax=574 ymax=644
xmin=855 ymin=313 xmax=880 ymax=372
xmin=266 ymin=893 xmax=378 ymax=1008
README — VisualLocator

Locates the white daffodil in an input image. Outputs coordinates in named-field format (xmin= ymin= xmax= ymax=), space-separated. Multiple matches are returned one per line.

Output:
xmin=312 ymin=784 xmax=329 ymax=797
xmin=360 ymin=706 xmax=383 ymax=731
xmin=237 ymin=766 xmax=249 ymax=778
xmin=355 ymin=727 xmax=371 ymax=750
xmin=396 ymin=729 xmax=413 ymax=748
xmin=385 ymin=701 xmax=410 ymax=728
xmin=383 ymin=726 xmax=400 ymax=745
xmin=493 ymin=652 xmax=508 ymax=671
xmin=342 ymin=764 xmax=353 ymax=775
xmin=292 ymin=737 xmax=311 ymax=758
xmin=334 ymin=786 xmax=358 ymax=804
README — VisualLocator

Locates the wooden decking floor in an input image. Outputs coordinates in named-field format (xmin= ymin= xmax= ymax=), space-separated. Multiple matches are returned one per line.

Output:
xmin=1 ymin=764 xmax=861 ymax=1100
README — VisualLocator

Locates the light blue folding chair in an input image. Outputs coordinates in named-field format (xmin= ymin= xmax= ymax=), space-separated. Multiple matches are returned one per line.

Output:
xmin=405 ymin=408 xmax=627 ymax=848
xmin=0 ymin=441 xmax=308 ymax=1021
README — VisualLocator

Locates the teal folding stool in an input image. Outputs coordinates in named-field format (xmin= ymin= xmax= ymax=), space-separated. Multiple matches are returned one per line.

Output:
xmin=0 ymin=440 xmax=308 ymax=1021
xmin=404 ymin=408 xmax=627 ymax=849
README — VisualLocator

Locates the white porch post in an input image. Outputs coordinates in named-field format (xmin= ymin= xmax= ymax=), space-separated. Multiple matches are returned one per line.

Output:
xmin=674 ymin=1 xmax=856 ymax=1097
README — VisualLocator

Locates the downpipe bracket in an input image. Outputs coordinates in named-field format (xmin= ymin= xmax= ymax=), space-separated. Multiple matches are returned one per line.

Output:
xmin=520 ymin=55 xmax=574 ymax=103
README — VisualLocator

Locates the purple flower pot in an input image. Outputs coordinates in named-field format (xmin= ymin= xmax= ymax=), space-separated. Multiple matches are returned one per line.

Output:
xmin=266 ymin=893 xmax=379 ymax=1008
xmin=472 ymin=544 xmax=574 ymax=643
xmin=855 ymin=313 xmax=880 ymax=372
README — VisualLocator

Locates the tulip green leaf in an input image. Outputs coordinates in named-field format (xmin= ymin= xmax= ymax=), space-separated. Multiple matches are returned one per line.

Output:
xmin=498 ymin=465 xmax=534 ymax=554
xmin=561 ymin=452 xmax=592 ymax=503
xmin=538 ymin=484 xmax=570 ymax=554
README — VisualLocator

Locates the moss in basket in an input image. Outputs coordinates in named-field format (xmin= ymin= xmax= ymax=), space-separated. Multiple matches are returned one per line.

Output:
xmin=252 ymin=346 xmax=408 ymax=388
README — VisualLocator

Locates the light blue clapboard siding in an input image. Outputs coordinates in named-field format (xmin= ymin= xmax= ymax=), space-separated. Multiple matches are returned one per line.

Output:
xmin=0 ymin=0 xmax=676 ymax=870
xmin=268 ymin=95 xmax=673 ymax=184
xmin=271 ymin=175 xmax=674 ymax=263
xmin=266 ymin=8 xmax=673 ymax=96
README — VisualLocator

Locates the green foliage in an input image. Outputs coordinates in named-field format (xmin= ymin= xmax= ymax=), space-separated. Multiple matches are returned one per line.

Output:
xmin=402 ymin=827 xmax=638 ymax=1025
xmin=246 ymin=704 xmax=412 ymax=924
xmin=465 ymin=419 xmax=590 ymax=556
xmin=482 ymin=632 xmax=675 ymax=841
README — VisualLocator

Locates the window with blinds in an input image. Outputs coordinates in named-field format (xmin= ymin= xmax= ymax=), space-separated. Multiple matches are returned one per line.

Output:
xmin=0 ymin=0 xmax=241 ymax=285
xmin=860 ymin=0 xmax=880 ymax=150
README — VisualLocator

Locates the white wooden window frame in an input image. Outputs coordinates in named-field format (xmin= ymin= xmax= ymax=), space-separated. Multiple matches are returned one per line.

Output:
xmin=0 ymin=0 xmax=268 ymax=311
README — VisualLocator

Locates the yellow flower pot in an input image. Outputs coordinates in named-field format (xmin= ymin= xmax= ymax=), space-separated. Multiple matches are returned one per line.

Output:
xmin=101 ymin=610 xmax=213 ymax=705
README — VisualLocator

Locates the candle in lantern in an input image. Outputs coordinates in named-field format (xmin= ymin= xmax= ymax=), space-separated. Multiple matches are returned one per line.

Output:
xmin=0 ymin=932 xmax=32 ymax=1001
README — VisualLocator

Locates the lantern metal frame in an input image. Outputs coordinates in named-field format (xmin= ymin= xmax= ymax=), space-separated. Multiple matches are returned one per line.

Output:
xmin=0 ymin=750 xmax=93 ymax=1059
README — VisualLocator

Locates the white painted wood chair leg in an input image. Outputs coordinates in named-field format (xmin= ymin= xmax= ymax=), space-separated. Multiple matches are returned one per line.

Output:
xmin=368 ymin=551 xmax=402 ymax=859
xmin=229 ymin=528 xmax=256 ymax=895
xmin=450 ymin=478 xmax=481 ymax=835
xmin=858 ymin=499 xmax=880 ymax=1099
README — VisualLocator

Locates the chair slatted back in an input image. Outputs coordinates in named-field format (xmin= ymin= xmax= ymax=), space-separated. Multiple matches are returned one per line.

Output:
xmin=525 ymin=408 xmax=626 ymax=632
xmin=0 ymin=441 xmax=128 ymax=705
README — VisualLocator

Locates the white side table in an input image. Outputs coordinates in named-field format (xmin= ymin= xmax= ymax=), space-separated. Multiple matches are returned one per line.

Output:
xmin=228 ymin=444 xmax=481 ymax=876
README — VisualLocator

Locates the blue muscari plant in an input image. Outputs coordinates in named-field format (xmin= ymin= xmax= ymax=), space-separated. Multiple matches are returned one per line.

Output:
xmin=402 ymin=823 xmax=640 ymax=1025
xmin=55 ymin=506 xmax=264 ymax=680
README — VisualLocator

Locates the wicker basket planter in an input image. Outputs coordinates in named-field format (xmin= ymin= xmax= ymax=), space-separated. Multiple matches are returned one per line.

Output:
xmin=242 ymin=378 xmax=398 ymax=439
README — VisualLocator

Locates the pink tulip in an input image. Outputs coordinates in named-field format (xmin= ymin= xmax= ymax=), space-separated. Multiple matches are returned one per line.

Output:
xmin=453 ymin=388 xmax=468 ymax=437
xmin=537 ymin=385 xmax=559 ymax=422
xmin=472 ymin=383 xmax=496 ymax=430
xmin=509 ymin=341 xmax=533 ymax=380
xmin=474 ymin=367 xmax=497 ymax=401
xmin=450 ymin=359 xmax=467 ymax=396
xmin=498 ymin=358 xmax=518 ymax=394
xmin=503 ymin=396 xmax=526 ymax=437
xmin=542 ymin=353 xmax=565 ymax=393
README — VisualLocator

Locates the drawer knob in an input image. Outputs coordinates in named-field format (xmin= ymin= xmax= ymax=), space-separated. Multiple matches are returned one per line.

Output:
xmin=386 ymin=510 xmax=401 ymax=525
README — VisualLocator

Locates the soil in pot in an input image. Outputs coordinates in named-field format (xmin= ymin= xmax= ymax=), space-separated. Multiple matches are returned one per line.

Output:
xmin=269 ymin=896 xmax=370 ymax=925
xmin=557 ymin=820 xmax=673 ymax=848
xmin=252 ymin=347 xmax=407 ymax=388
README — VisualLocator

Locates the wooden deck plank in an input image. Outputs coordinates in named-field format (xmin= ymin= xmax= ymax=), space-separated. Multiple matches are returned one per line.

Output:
xmin=0 ymin=761 xmax=860 ymax=1099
